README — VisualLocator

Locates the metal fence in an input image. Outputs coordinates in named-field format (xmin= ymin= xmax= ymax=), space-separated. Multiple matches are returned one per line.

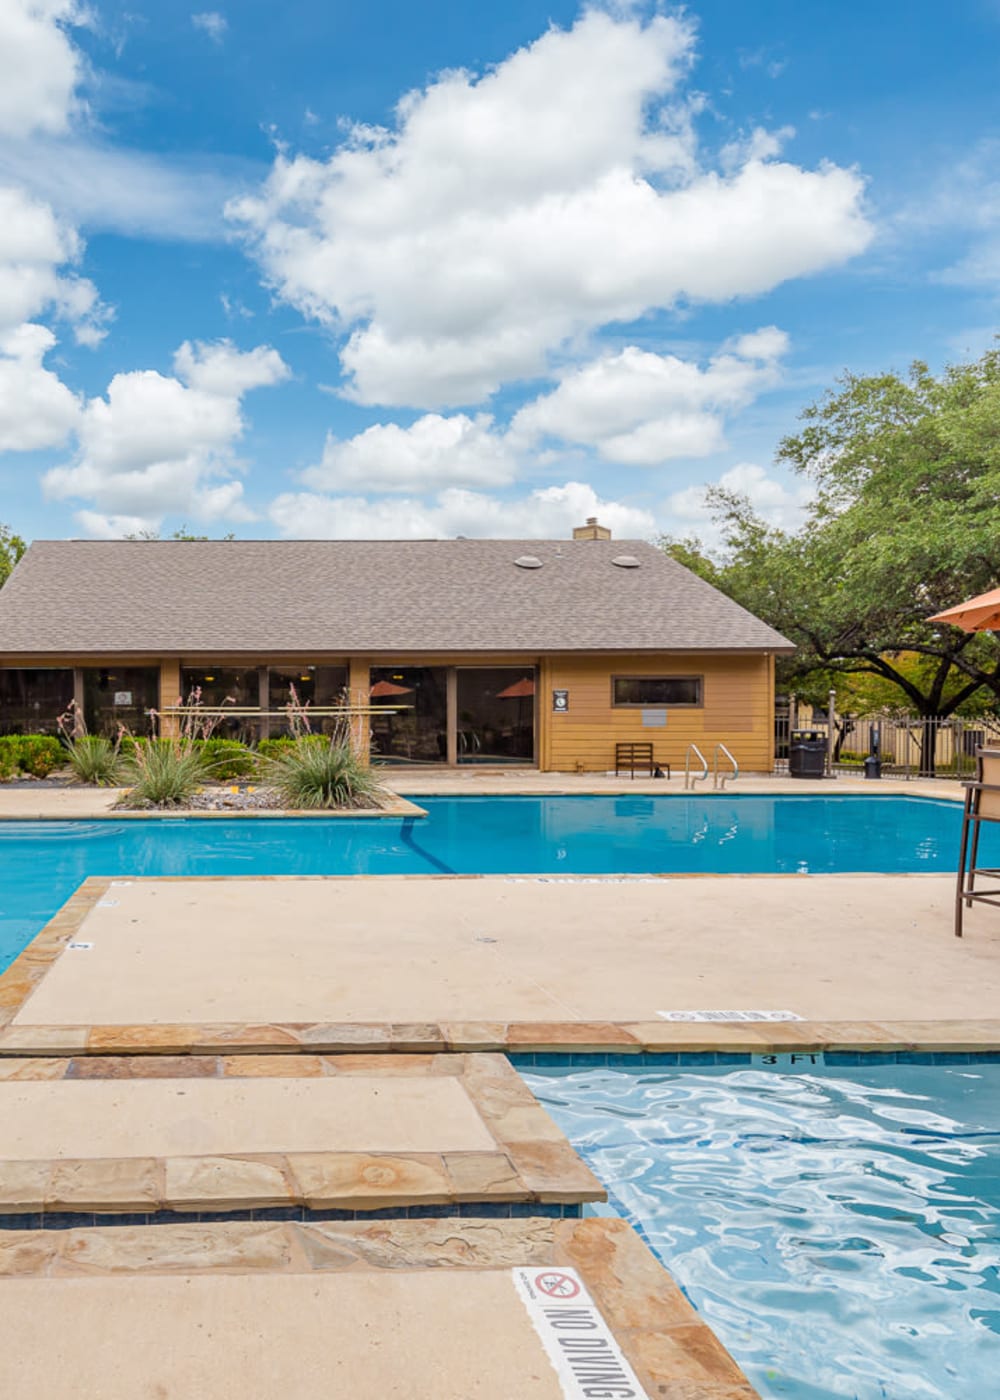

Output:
xmin=774 ymin=708 xmax=1000 ymax=779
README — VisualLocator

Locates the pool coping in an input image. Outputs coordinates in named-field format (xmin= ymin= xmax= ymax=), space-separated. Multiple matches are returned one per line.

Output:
xmin=3 ymin=877 xmax=999 ymax=1057
xmin=0 ymin=1051 xmax=603 ymax=1220
xmin=0 ymin=1215 xmax=759 ymax=1398
xmin=0 ymin=791 xmax=428 ymax=821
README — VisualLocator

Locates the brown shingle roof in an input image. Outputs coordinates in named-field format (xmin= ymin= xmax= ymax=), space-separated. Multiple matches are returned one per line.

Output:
xmin=0 ymin=539 xmax=793 ymax=655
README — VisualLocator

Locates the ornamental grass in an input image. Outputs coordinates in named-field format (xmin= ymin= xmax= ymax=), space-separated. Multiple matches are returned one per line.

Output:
xmin=64 ymin=734 xmax=125 ymax=787
xmin=264 ymin=738 xmax=385 ymax=810
xmin=118 ymin=738 xmax=210 ymax=808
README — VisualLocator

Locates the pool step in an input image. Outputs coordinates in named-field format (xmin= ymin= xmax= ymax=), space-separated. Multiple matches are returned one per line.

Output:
xmin=0 ymin=1052 xmax=603 ymax=1223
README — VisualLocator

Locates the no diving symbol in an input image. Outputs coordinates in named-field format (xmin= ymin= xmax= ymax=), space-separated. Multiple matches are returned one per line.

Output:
xmin=534 ymin=1271 xmax=580 ymax=1300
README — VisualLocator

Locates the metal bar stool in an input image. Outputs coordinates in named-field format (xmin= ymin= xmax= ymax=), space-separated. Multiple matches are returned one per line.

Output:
xmin=955 ymin=747 xmax=1000 ymax=936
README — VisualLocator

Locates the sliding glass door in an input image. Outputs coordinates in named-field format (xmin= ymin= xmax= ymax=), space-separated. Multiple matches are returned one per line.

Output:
xmin=456 ymin=668 xmax=534 ymax=765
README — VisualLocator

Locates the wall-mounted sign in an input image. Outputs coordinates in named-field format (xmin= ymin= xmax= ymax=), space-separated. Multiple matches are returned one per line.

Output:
xmin=641 ymin=708 xmax=667 ymax=727
xmin=552 ymin=689 xmax=569 ymax=712
xmin=113 ymin=691 xmax=133 ymax=706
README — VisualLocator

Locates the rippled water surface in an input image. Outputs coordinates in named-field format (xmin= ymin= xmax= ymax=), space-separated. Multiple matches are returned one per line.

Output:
xmin=522 ymin=1064 xmax=1000 ymax=1399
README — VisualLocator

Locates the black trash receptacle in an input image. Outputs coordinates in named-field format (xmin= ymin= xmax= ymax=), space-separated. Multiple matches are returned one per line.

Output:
xmin=863 ymin=755 xmax=882 ymax=780
xmin=789 ymin=729 xmax=827 ymax=779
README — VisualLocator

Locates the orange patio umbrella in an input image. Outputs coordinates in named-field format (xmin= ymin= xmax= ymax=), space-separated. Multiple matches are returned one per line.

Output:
xmin=369 ymin=679 xmax=414 ymax=697
xmin=928 ymin=587 xmax=1000 ymax=632
xmin=496 ymin=677 xmax=535 ymax=698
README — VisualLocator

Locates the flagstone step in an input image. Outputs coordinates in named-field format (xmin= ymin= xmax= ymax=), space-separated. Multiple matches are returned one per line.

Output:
xmin=0 ymin=1052 xmax=603 ymax=1219
xmin=0 ymin=1216 xmax=760 ymax=1399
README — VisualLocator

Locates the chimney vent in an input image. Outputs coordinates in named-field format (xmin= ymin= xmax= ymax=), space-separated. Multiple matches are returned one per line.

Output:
xmin=572 ymin=517 xmax=611 ymax=541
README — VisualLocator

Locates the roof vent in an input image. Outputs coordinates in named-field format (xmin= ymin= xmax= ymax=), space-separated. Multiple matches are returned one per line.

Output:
xmin=612 ymin=554 xmax=641 ymax=568
xmin=514 ymin=555 xmax=543 ymax=569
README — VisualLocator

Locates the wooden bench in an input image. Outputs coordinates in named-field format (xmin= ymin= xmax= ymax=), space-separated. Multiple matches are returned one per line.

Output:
xmin=614 ymin=742 xmax=669 ymax=779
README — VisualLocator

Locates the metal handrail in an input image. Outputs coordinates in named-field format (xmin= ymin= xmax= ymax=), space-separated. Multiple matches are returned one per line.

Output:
xmin=714 ymin=743 xmax=739 ymax=790
xmin=684 ymin=743 xmax=709 ymax=790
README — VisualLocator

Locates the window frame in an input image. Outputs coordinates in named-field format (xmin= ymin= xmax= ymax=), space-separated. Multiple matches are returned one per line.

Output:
xmin=610 ymin=674 xmax=704 ymax=709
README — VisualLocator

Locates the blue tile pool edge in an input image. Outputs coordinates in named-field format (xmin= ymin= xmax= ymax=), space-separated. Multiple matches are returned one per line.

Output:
xmin=0 ymin=1201 xmax=583 ymax=1230
xmin=508 ymin=1050 xmax=1000 ymax=1067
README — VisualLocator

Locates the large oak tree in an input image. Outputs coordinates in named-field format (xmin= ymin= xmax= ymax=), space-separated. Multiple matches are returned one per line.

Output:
xmin=665 ymin=348 xmax=1000 ymax=772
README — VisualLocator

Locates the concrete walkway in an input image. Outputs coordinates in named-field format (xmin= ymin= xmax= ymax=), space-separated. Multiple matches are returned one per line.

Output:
xmin=7 ymin=874 xmax=998 ymax=1029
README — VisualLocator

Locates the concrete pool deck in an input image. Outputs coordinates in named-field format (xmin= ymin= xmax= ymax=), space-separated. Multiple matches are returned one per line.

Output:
xmin=2 ymin=873 xmax=999 ymax=1056
xmin=0 ymin=770 xmax=966 ymax=819
xmin=0 ymin=1216 xmax=758 ymax=1399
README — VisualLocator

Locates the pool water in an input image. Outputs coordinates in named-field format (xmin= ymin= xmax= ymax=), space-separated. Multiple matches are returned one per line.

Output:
xmin=0 ymin=794 xmax=988 ymax=970
xmin=521 ymin=1062 xmax=1000 ymax=1400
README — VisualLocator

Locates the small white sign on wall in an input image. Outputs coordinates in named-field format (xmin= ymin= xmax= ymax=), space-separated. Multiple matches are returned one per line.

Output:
xmin=113 ymin=691 xmax=133 ymax=706
xmin=641 ymin=708 xmax=667 ymax=727
xmin=658 ymin=1009 xmax=803 ymax=1022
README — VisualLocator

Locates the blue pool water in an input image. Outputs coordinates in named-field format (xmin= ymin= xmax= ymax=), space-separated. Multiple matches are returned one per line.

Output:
xmin=0 ymin=794 xmax=987 ymax=970
xmin=522 ymin=1062 xmax=1000 ymax=1400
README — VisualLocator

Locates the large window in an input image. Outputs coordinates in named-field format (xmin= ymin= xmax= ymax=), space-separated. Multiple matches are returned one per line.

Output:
xmin=457 ymin=668 xmax=534 ymax=764
xmin=369 ymin=667 xmax=446 ymax=763
xmin=0 ymin=668 xmax=73 ymax=735
xmin=612 ymin=676 xmax=702 ymax=707
xmin=83 ymin=667 xmax=159 ymax=737
xmin=180 ymin=666 xmax=260 ymax=740
xmin=180 ymin=667 xmax=259 ymax=709
xmin=268 ymin=665 xmax=348 ymax=736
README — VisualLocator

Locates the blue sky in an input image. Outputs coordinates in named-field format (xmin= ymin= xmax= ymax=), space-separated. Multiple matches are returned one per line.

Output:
xmin=1 ymin=0 xmax=998 ymax=544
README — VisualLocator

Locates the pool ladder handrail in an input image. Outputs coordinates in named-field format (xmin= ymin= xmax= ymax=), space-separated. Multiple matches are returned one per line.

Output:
xmin=684 ymin=743 xmax=709 ymax=790
xmin=713 ymin=742 xmax=739 ymax=791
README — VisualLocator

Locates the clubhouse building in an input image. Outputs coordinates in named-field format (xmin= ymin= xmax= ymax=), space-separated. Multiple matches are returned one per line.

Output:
xmin=0 ymin=521 xmax=792 ymax=772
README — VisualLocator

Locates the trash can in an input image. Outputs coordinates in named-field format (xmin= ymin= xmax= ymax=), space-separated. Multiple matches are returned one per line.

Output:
xmin=789 ymin=729 xmax=827 ymax=779
xmin=863 ymin=755 xmax=882 ymax=780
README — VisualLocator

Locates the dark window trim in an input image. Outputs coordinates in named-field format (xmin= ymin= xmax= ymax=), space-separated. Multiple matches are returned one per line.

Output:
xmin=611 ymin=674 xmax=704 ymax=709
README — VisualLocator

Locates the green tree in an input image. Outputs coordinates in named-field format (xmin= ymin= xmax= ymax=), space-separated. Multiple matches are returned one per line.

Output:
xmin=0 ymin=524 xmax=26 ymax=587
xmin=124 ymin=526 xmax=236 ymax=541
xmin=664 ymin=347 xmax=1000 ymax=773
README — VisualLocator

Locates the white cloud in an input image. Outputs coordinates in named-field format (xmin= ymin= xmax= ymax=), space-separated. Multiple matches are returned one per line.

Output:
xmin=665 ymin=461 xmax=813 ymax=548
xmin=43 ymin=339 xmax=289 ymax=535
xmin=898 ymin=137 xmax=1000 ymax=291
xmin=0 ymin=1 xmax=85 ymax=139
xmin=0 ymin=184 xmax=108 ymax=450
xmin=269 ymin=480 xmax=656 ymax=540
xmin=0 ymin=2 xmax=254 ymax=244
xmin=512 ymin=327 xmax=788 ymax=465
xmin=303 ymin=412 xmax=518 ymax=494
xmin=0 ymin=138 xmax=259 ymax=244
xmin=229 ymin=8 xmax=872 ymax=408
xmin=192 ymin=12 xmax=227 ymax=43
xmin=0 ymin=322 xmax=81 ymax=450
xmin=0 ymin=184 xmax=106 ymax=340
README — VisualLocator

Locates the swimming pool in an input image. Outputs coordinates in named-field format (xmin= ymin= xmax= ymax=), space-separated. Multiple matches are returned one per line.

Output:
xmin=521 ymin=1060 xmax=1000 ymax=1400
xmin=0 ymin=794 xmax=986 ymax=970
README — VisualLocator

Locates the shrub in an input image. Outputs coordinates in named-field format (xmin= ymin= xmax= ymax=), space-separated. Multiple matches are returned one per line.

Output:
xmin=256 ymin=736 xmax=297 ymax=761
xmin=256 ymin=735 xmax=325 ymax=761
xmin=197 ymin=738 xmax=256 ymax=780
xmin=263 ymin=738 xmax=385 ymax=810
xmin=63 ymin=734 xmax=125 ymax=786
xmin=0 ymin=737 xmax=18 ymax=781
xmin=119 ymin=738 xmax=210 ymax=808
xmin=13 ymin=734 xmax=64 ymax=778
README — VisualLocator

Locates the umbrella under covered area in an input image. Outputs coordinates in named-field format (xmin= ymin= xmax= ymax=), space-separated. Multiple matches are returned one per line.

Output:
xmin=496 ymin=677 xmax=535 ymax=699
xmin=929 ymin=588 xmax=1000 ymax=632
xmin=369 ymin=679 xmax=414 ymax=697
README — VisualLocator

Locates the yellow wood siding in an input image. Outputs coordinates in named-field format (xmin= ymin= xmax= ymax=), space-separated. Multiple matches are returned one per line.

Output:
xmin=539 ymin=653 xmax=773 ymax=773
